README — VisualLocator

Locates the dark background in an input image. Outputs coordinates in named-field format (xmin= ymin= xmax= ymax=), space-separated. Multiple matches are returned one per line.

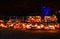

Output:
xmin=0 ymin=0 xmax=60 ymax=22
xmin=0 ymin=0 xmax=60 ymax=15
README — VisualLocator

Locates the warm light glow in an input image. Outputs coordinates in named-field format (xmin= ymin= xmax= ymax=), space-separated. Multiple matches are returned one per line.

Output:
xmin=0 ymin=20 xmax=4 ymax=22
xmin=55 ymin=24 xmax=60 ymax=28
xmin=44 ymin=26 xmax=49 ymax=30
xmin=26 ymin=16 xmax=41 ymax=22
xmin=13 ymin=23 xmax=21 ymax=29
xmin=0 ymin=16 xmax=59 ymax=31
xmin=44 ymin=16 xmax=51 ymax=22
xmin=35 ymin=24 xmax=38 ymax=26
xmin=0 ymin=24 xmax=7 ymax=28
xmin=26 ymin=25 xmax=31 ymax=29
xmin=49 ymin=25 xmax=55 ymax=30
xmin=40 ymin=24 xmax=44 ymax=28
xmin=36 ymin=26 xmax=41 ymax=29
xmin=22 ymin=23 xmax=26 ymax=29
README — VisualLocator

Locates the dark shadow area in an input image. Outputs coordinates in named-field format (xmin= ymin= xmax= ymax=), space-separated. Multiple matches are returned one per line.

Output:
xmin=0 ymin=29 xmax=60 ymax=39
